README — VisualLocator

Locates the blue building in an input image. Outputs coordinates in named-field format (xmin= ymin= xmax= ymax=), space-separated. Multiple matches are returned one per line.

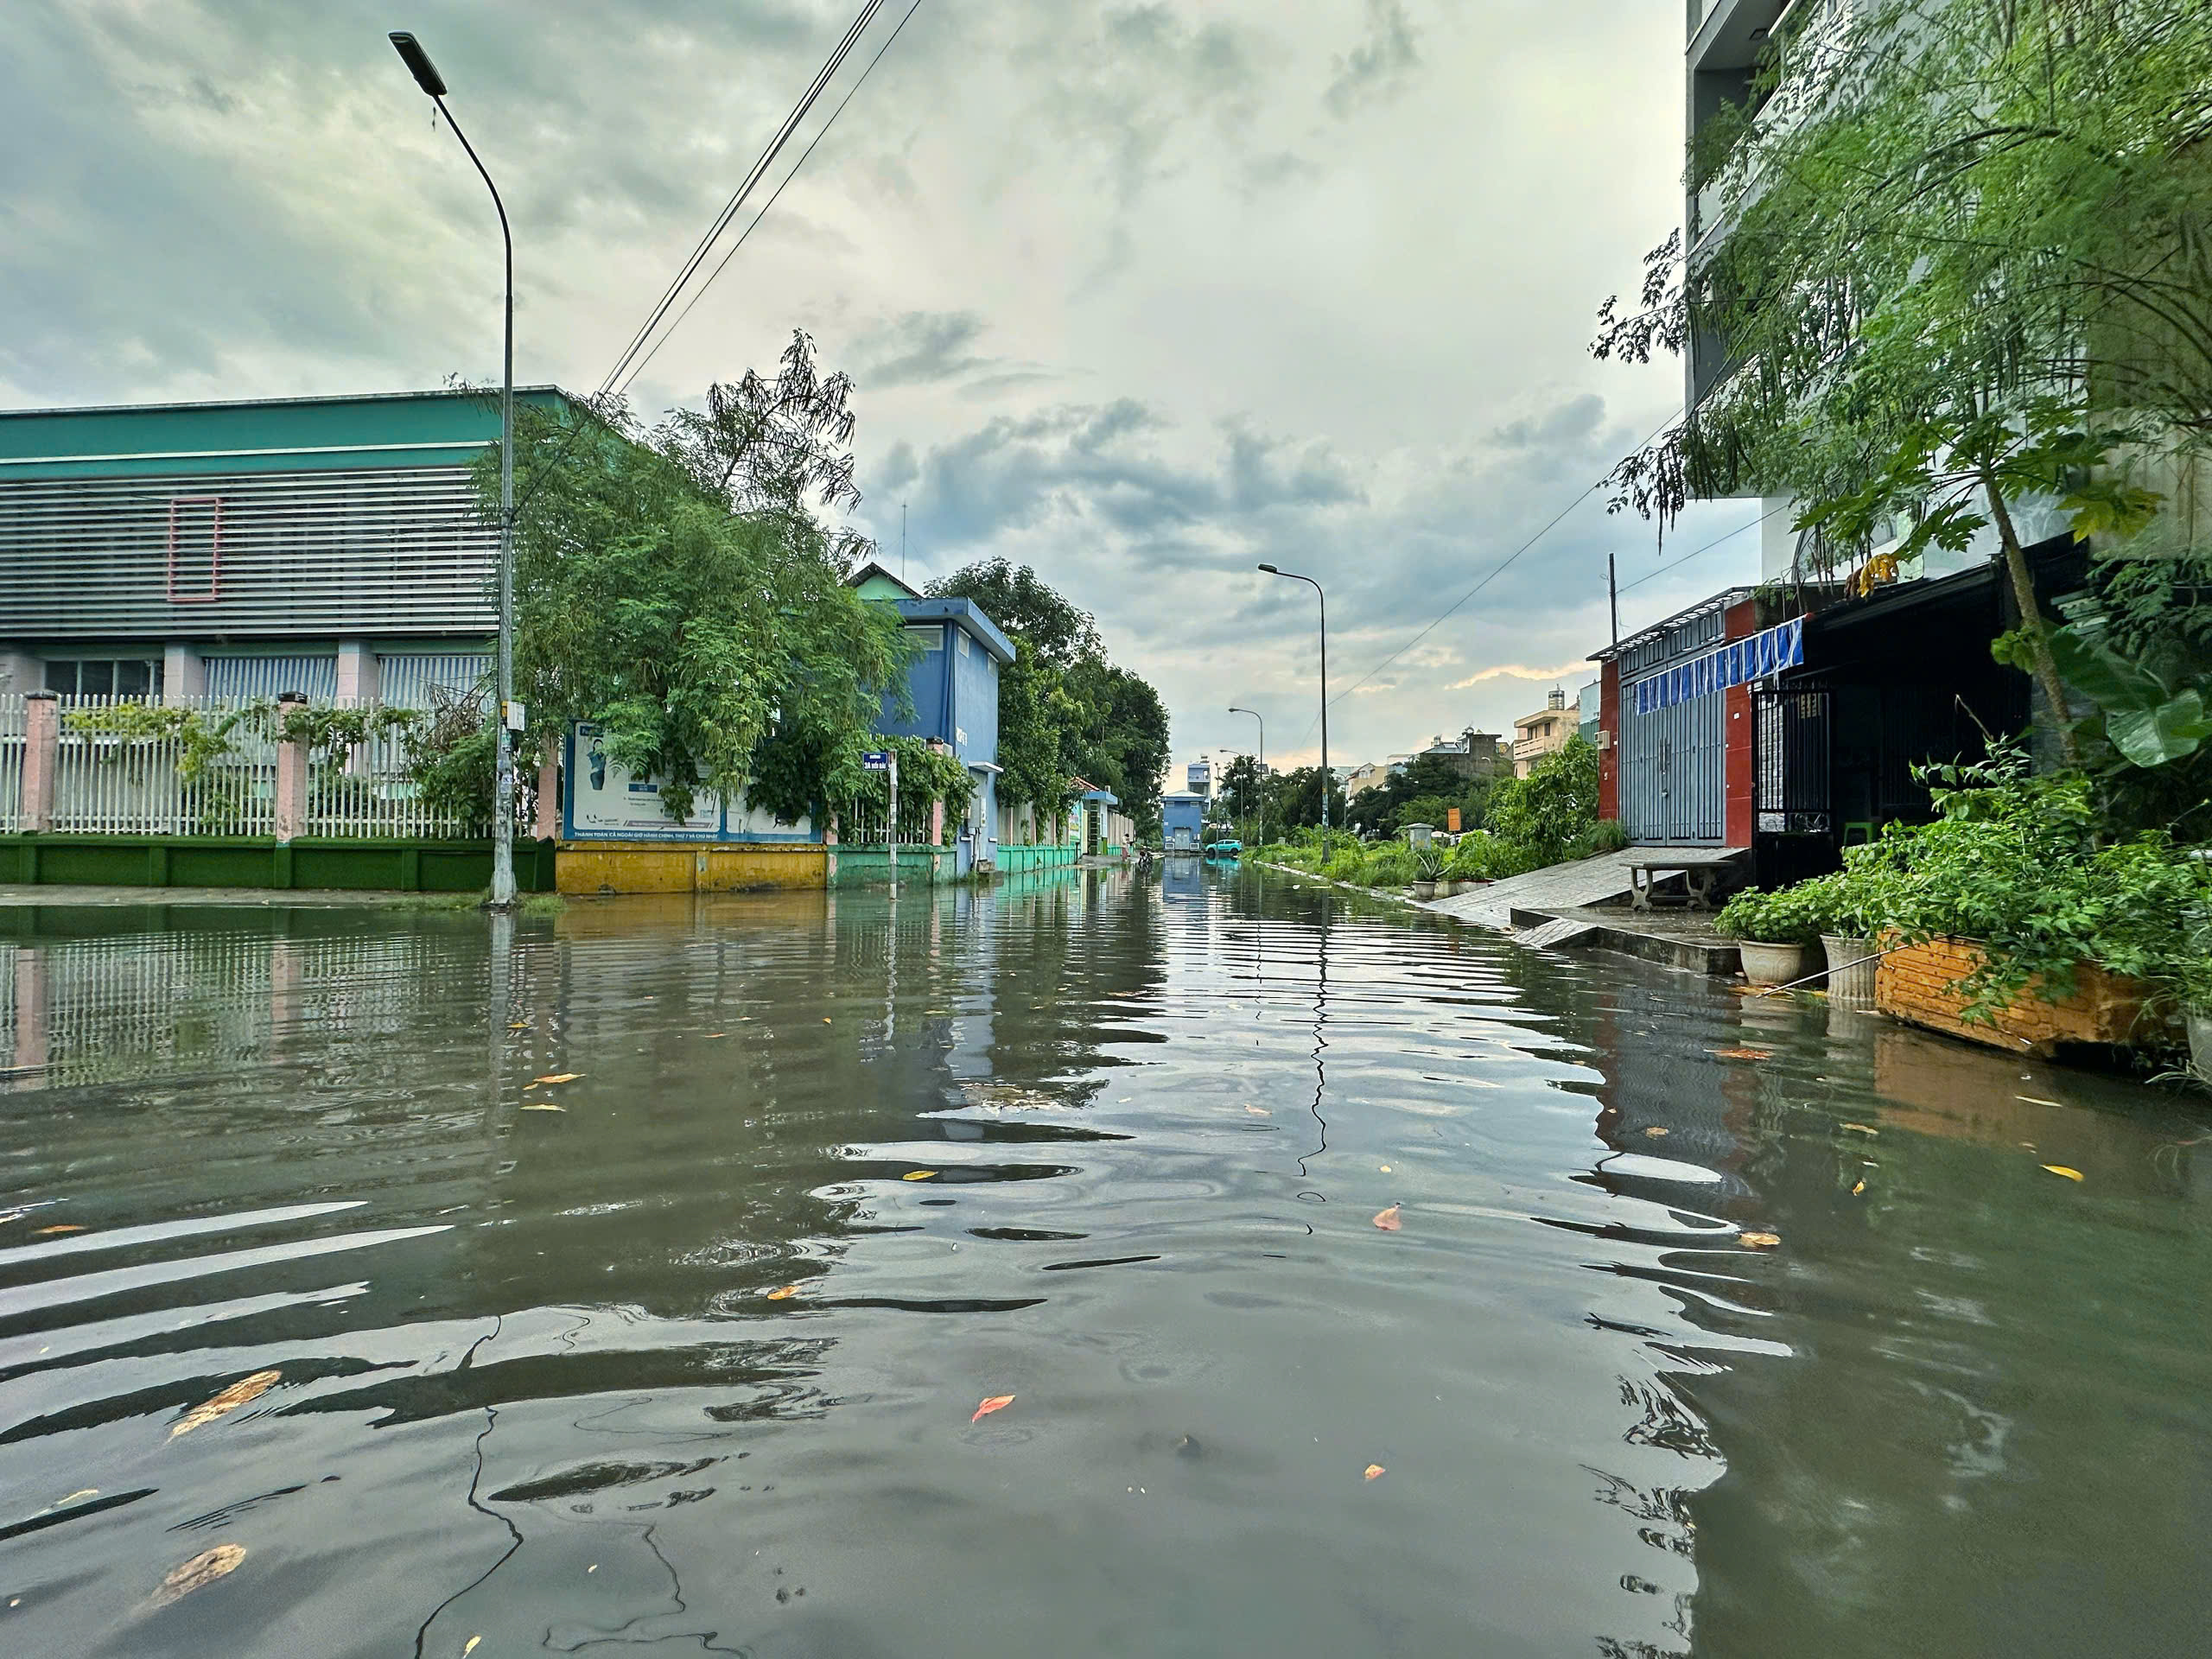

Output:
xmin=1160 ymin=791 xmax=1205 ymax=853
xmin=848 ymin=563 xmax=1014 ymax=874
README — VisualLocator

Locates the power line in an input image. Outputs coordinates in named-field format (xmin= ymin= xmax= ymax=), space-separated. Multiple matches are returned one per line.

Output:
xmin=1288 ymin=412 xmax=1680 ymax=746
xmin=597 ymin=0 xmax=890 ymax=397
xmin=1614 ymin=498 xmax=1793 ymax=594
xmin=613 ymin=0 xmax=927 ymax=398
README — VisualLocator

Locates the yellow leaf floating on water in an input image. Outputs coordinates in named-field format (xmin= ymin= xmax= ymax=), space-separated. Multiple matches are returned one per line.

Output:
xmin=1840 ymin=1123 xmax=1879 ymax=1136
xmin=1372 ymin=1205 xmax=1402 ymax=1232
xmin=2042 ymin=1164 xmax=2084 ymax=1182
xmin=464 ymin=1637 xmax=482 ymax=1656
xmin=766 ymin=1285 xmax=801 ymax=1300
xmin=531 ymin=1073 xmax=582 ymax=1085
xmin=1363 ymin=1464 xmax=1386 ymax=1481
xmin=1852 ymin=1179 xmax=1866 ymax=1196
xmin=1643 ymin=1127 xmax=1669 ymax=1138
xmin=1738 ymin=1231 xmax=1782 ymax=1249
xmin=903 ymin=1170 xmax=938 ymax=1181
xmin=172 ymin=1370 xmax=282 ymax=1439
xmin=35 ymin=1224 xmax=86 ymax=1236
xmin=970 ymin=1394 xmax=1015 ymax=1423
xmin=520 ymin=1103 xmax=566 ymax=1113
xmin=153 ymin=1543 xmax=246 ymax=1605
xmin=823 ymin=1018 xmax=833 ymax=1025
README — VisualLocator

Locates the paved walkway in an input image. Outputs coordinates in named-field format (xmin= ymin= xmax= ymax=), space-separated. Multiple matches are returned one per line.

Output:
xmin=1422 ymin=846 xmax=1745 ymax=931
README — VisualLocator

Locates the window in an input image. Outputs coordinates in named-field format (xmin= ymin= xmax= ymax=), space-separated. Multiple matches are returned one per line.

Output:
xmin=906 ymin=625 xmax=945 ymax=652
xmin=46 ymin=658 xmax=164 ymax=700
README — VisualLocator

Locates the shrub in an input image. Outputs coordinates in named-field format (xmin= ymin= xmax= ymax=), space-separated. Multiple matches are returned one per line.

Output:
xmin=1716 ymin=885 xmax=1824 ymax=948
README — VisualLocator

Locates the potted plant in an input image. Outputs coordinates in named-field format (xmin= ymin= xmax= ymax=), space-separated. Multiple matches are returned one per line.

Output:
xmin=1411 ymin=846 xmax=1445 ymax=901
xmin=1797 ymin=868 xmax=1888 ymax=1004
xmin=1716 ymin=886 xmax=1821 ymax=987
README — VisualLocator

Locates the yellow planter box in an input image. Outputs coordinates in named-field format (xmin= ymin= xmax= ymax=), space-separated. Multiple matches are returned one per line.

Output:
xmin=557 ymin=842 xmax=829 ymax=896
xmin=1874 ymin=935 xmax=2152 ymax=1057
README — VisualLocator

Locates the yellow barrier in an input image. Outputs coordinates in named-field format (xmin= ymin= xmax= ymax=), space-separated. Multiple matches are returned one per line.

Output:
xmin=556 ymin=842 xmax=830 ymax=895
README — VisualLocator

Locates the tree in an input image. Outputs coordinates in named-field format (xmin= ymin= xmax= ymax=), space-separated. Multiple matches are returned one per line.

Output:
xmin=1341 ymin=753 xmax=1494 ymax=836
xmin=1222 ymin=753 xmax=1267 ymax=836
xmin=1595 ymin=0 xmax=2212 ymax=765
xmin=493 ymin=338 xmax=908 ymax=823
xmin=1268 ymin=765 xmax=1346 ymax=834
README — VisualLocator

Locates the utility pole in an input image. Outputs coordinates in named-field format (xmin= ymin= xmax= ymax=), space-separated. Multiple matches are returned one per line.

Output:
xmin=1229 ymin=706 xmax=1264 ymax=847
xmin=1608 ymin=550 xmax=1620 ymax=648
xmin=1257 ymin=565 xmax=1330 ymax=830
xmin=390 ymin=30 xmax=518 ymax=909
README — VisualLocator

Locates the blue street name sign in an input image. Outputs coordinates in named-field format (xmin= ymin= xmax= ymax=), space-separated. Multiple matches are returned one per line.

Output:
xmin=862 ymin=751 xmax=893 ymax=772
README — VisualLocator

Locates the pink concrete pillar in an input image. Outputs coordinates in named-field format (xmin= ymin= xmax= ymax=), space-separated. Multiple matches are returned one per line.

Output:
xmin=21 ymin=691 xmax=59 ymax=834
xmin=272 ymin=692 xmax=308 ymax=842
xmin=10 ymin=945 xmax=47 ymax=1086
xmin=930 ymin=798 xmax=944 ymax=849
xmin=533 ymin=742 xmax=562 ymax=842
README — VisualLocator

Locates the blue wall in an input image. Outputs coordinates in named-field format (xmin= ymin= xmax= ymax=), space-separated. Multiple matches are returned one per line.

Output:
xmin=867 ymin=597 xmax=1014 ymax=874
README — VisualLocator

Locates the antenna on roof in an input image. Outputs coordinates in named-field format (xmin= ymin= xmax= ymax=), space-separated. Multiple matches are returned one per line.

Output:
xmin=900 ymin=501 xmax=907 ymax=582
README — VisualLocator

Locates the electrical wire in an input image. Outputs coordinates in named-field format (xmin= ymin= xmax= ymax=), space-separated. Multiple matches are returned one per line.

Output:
xmin=612 ymin=0 xmax=927 ymax=398
xmin=1288 ymin=412 xmax=1678 ymax=744
xmin=597 ymin=0 xmax=887 ymax=397
xmin=1614 ymin=498 xmax=1794 ymax=594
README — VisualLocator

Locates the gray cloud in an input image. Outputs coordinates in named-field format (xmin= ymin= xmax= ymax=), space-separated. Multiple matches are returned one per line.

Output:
xmin=1325 ymin=0 xmax=1421 ymax=118
xmin=3 ymin=0 xmax=1751 ymax=765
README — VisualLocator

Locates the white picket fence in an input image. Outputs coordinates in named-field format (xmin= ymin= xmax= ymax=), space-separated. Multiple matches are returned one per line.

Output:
xmin=10 ymin=695 xmax=507 ymax=840
xmin=0 ymin=699 xmax=23 ymax=834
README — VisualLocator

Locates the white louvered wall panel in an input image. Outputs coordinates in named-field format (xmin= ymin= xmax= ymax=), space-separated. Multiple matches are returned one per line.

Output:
xmin=376 ymin=652 xmax=491 ymax=710
xmin=0 ymin=465 xmax=497 ymax=639
xmin=204 ymin=655 xmax=340 ymax=702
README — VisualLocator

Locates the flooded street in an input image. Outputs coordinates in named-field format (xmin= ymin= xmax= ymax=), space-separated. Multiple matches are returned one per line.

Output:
xmin=3 ymin=867 xmax=2209 ymax=1658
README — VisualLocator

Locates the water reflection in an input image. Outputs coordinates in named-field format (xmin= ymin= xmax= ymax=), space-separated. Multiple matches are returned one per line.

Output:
xmin=0 ymin=870 xmax=2206 ymax=1656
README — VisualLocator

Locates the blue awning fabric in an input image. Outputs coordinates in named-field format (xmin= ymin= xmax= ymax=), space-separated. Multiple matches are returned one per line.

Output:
xmin=1629 ymin=615 xmax=1803 ymax=717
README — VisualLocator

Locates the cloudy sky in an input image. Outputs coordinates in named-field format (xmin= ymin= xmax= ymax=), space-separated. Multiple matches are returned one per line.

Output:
xmin=1 ymin=0 xmax=1763 ymax=769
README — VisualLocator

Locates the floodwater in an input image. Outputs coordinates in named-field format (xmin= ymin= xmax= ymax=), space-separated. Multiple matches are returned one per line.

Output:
xmin=2 ymin=868 xmax=2209 ymax=1659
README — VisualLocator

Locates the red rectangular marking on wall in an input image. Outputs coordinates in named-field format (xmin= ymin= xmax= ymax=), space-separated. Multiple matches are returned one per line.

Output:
xmin=1599 ymin=660 xmax=1622 ymax=823
xmin=1723 ymin=598 xmax=1756 ymax=847
xmin=166 ymin=496 xmax=223 ymax=602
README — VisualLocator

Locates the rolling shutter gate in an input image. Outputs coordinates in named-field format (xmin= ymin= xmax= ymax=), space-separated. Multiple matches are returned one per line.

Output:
xmin=1618 ymin=610 xmax=1726 ymax=846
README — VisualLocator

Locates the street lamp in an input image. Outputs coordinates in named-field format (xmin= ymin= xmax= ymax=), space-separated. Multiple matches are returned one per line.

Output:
xmin=390 ymin=29 xmax=518 ymax=910
xmin=1227 ymin=705 xmax=1264 ymax=847
xmin=1256 ymin=564 xmax=1330 ymax=830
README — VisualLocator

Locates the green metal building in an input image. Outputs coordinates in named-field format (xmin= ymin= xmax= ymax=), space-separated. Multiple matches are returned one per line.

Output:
xmin=0 ymin=387 xmax=578 ymax=706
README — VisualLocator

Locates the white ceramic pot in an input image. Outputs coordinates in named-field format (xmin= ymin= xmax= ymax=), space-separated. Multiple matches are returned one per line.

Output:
xmin=1738 ymin=940 xmax=1814 ymax=988
xmin=1821 ymin=934 xmax=1876 ymax=1003
xmin=1411 ymin=879 xmax=1439 ymax=901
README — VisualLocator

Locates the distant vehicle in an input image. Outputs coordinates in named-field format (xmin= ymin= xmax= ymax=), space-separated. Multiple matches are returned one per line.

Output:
xmin=1204 ymin=839 xmax=1243 ymax=861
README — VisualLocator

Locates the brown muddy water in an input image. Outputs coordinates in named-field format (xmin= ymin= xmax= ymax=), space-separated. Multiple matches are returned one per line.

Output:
xmin=2 ymin=866 xmax=2208 ymax=1657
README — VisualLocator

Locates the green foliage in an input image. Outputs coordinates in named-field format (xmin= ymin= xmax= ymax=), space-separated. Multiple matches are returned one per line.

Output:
xmin=1595 ymin=0 xmax=2212 ymax=760
xmin=494 ymin=334 xmax=911 ymax=826
xmin=1484 ymin=738 xmax=1602 ymax=864
xmin=1342 ymin=752 xmax=1496 ymax=837
xmin=1716 ymin=885 xmax=1827 ymax=949
xmin=63 ymin=702 xmax=263 ymax=785
xmin=1823 ymin=741 xmax=2212 ymax=1020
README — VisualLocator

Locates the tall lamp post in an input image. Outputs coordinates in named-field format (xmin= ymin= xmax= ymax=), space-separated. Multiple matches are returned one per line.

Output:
xmin=1256 ymin=565 xmax=1329 ymax=830
xmin=390 ymin=29 xmax=518 ymax=910
xmin=1227 ymin=705 xmax=1264 ymax=847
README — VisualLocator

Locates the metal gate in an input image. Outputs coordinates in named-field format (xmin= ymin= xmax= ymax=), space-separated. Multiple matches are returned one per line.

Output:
xmin=1619 ymin=690 xmax=1726 ymax=844
xmin=1618 ymin=602 xmax=1728 ymax=846
xmin=1753 ymin=686 xmax=1832 ymax=836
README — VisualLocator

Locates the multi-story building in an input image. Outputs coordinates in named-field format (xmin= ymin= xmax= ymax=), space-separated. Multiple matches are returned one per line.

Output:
xmin=1417 ymin=728 xmax=1511 ymax=784
xmin=847 ymin=563 xmax=1013 ymax=874
xmin=0 ymin=388 xmax=583 ymax=709
xmin=1511 ymin=690 xmax=1580 ymax=778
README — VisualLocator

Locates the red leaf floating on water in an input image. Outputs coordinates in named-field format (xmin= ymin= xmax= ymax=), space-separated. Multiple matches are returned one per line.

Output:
xmin=1372 ymin=1205 xmax=1402 ymax=1231
xmin=970 ymin=1394 xmax=1015 ymax=1423
xmin=1363 ymin=1463 xmax=1386 ymax=1481
xmin=1708 ymin=1048 xmax=1773 ymax=1061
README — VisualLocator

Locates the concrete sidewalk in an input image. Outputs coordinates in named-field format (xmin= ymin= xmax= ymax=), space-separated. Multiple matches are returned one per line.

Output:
xmin=1423 ymin=846 xmax=1743 ymax=931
